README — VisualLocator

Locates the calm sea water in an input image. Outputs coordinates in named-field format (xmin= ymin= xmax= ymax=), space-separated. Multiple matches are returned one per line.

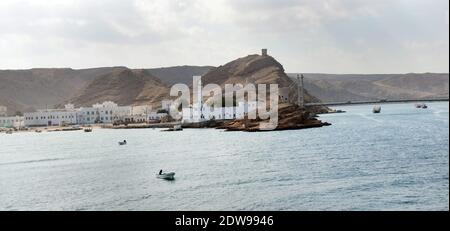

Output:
xmin=0 ymin=102 xmax=448 ymax=211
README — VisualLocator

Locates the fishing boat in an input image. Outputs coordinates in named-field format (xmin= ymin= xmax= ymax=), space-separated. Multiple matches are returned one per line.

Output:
xmin=415 ymin=103 xmax=428 ymax=109
xmin=372 ymin=106 xmax=381 ymax=113
xmin=156 ymin=171 xmax=175 ymax=180
xmin=84 ymin=128 xmax=92 ymax=132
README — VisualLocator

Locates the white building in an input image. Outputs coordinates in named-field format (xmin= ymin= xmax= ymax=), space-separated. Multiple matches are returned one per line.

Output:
xmin=0 ymin=106 xmax=7 ymax=117
xmin=24 ymin=107 xmax=78 ymax=127
xmin=148 ymin=112 xmax=168 ymax=121
xmin=181 ymin=76 xmax=259 ymax=123
xmin=77 ymin=101 xmax=131 ymax=125
xmin=0 ymin=116 xmax=24 ymax=128
xmin=23 ymin=102 xmax=132 ymax=126
xmin=183 ymin=101 xmax=257 ymax=123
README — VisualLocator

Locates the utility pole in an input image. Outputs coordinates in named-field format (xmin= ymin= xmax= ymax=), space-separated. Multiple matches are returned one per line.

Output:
xmin=297 ymin=74 xmax=305 ymax=109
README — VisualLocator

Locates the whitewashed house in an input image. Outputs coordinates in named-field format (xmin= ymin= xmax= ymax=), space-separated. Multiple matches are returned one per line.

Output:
xmin=24 ymin=103 xmax=78 ymax=127
xmin=77 ymin=101 xmax=131 ymax=124
xmin=0 ymin=116 xmax=24 ymax=128
xmin=23 ymin=101 xmax=132 ymax=126
xmin=181 ymin=76 xmax=259 ymax=123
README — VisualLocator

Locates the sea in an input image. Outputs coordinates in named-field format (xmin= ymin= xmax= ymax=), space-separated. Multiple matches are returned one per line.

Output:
xmin=0 ymin=102 xmax=448 ymax=210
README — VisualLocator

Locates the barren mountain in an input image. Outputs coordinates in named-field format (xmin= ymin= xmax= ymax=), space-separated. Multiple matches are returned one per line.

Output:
xmin=66 ymin=68 xmax=170 ymax=108
xmin=146 ymin=65 xmax=213 ymax=86
xmin=0 ymin=66 xmax=210 ymax=115
xmin=2 ymin=55 xmax=447 ymax=116
xmin=0 ymin=67 xmax=121 ymax=114
xmin=289 ymin=73 xmax=449 ymax=102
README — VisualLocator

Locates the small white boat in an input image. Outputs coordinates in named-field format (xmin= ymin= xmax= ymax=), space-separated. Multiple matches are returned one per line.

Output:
xmin=373 ymin=106 xmax=381 ymax=113
xmin=157 ymin=172 xmax=175 ymax=180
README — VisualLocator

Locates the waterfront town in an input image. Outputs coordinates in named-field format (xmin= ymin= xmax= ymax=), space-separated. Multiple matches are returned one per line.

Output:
xmin=0 ymin=101 xmax=170 ymax=130
xmin=0 ymin=80 xmax=283 ymax=132
xmin=0 ymin=77 xmax=296 ymax=132
xmin=0 ymin=99 xmax=265 ymax=132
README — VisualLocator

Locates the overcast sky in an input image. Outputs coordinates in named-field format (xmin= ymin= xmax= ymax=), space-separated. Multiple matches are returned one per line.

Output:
xmin=0 ymin=0 xmax=448 ymax=73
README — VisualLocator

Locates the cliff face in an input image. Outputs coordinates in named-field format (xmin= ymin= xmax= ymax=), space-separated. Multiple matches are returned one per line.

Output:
xmin=66 ymin=68 xmax=170 ymax=107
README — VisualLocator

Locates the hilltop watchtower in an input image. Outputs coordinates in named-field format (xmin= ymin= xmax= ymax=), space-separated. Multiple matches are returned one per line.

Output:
xmin=262 ymin=48 xmax=268 ymax=56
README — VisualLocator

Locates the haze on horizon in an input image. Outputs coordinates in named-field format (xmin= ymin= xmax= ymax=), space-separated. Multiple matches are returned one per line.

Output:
xmin=0 ymin=0 xmax=448 ymax=74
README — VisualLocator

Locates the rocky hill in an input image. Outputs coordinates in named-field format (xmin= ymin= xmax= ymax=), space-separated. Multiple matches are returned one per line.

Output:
xmin=0 ymin=67 xmax=121 ymax=114
xmin=66 ymin=68 xmax=170 ymax=108
xmin=146 ymin=65 xmax=213 ymax=86
xmin=202 ymin=54 xmax=320 ymax=104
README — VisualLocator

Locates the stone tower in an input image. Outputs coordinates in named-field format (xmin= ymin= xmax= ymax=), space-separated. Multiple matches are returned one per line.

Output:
xmin=262 ymin=49 xmax=268 ymax=56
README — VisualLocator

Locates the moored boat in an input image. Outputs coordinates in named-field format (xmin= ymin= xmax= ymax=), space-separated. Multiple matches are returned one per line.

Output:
xmin=161 ymin=124 xmax=183 ymax=132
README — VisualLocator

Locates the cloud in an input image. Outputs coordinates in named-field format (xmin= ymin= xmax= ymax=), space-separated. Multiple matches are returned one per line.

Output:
xmin=0 ymin=0 xmax=448 ymax=73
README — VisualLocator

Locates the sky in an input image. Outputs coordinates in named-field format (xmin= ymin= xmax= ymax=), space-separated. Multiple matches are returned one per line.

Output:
xmin=0 ymin=0 xmax=448 ymax=73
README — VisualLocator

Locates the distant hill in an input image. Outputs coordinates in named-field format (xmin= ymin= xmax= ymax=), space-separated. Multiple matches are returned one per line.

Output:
xmin=67 ymin=54 xmax=321 ymax=110
xmin=1 ymin=61 xmax=448 ymax=116
xmin=288 ymin=73 xmax=449 ymax=103
xmin=0 ymin=66 xmax=211 ymax=115
xmin=65 ymin=68 xmax=170 ymax=108
xmin=0 ymin=67 xmax=122 ymax=114
xmin=146 ymin=65 xmax=213 ymax=86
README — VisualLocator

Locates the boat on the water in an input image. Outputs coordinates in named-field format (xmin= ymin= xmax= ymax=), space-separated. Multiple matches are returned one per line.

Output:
xmin=84 ymin=128 xmax=92 ymax=132
xmin=415 ymin=103 xmax=428 ymax=109
xmin=372 ymin=106 xmax=381 ymax=113
xmin=118 ymin=140 xmax=127 ymax=145
xmin=157 ymin=172 xmax=175 ymax=180
xmin=162 ymin=124 xmax=183 ymax=132
xmin=35 ymin=130 xmax=42 ymax=133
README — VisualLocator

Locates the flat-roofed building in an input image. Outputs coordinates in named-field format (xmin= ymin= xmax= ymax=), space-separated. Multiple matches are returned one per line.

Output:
xmin=1 ymin=116 xmax=25 ymax=128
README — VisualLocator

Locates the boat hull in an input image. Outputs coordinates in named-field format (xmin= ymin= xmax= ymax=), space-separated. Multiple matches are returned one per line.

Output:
xmin=157 ymin=172 xmax=175 ymax=180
